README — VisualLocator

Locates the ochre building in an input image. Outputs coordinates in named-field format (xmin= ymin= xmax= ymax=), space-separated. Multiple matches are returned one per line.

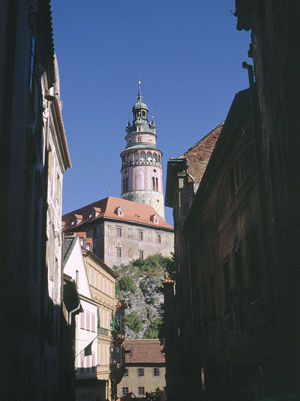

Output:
xmin=117 ymin=339 xmax=166 ymax=398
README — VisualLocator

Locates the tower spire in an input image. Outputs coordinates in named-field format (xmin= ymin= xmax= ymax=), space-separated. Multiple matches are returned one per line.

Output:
xmin=120 ymin=83 xmax=165 ymax=218
xmin=137 ymin=80 xmax=142 ymax=101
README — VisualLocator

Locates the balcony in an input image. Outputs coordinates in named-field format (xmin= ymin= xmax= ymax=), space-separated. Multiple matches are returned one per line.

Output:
xmin=98 ymin=327 xmax=109 ymax=336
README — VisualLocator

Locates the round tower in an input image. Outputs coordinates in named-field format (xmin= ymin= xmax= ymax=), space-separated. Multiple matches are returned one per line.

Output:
xmin=120 ymin=82 xmax=165 ymax=218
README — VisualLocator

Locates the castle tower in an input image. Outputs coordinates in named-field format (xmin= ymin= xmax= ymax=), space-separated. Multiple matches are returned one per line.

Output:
xmin=120 ymin=82 xmax=165 ymax=218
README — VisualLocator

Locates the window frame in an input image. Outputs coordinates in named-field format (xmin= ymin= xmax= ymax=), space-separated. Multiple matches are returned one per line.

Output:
xmin=138 ymin=367 xmax=144 ymax=377
xmin=116 ymin=247 xmax=122 ymax=258
xmin=138 ymin=387 xmax=145 ymax=396
xmin=122 ymin=387 xmax=129 ymax=396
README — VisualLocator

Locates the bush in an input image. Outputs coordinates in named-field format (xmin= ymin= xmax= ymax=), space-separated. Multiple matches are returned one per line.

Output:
xmin=144 ymin=317 xmax=163 ymax=338
xmin=118 ymin=275 xmax=137 ymax=293
xmin=132 ymin=254 xmax=175 ymax=273
xmin=126 ymin=312 xmax=143 ymax=333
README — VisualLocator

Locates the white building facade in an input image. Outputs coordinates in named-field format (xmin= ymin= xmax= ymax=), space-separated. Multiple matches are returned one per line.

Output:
xmin=63 ymin=235 xmax=98 ymax=392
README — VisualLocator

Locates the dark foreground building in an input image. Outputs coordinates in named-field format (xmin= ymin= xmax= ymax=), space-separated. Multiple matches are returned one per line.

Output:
xmin=164 ymin=1 xmax=300 ymax=401
xmin=0 ymin=1 xmax=74 ymax=400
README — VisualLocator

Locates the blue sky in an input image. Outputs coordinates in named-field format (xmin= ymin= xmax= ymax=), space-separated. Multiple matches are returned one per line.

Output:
xmin=51 ymin=0 xmax=250 ymax=225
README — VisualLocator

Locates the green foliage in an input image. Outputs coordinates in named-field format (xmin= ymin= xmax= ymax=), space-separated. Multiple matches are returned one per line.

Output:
xmin=126 ymin=312 xmax=143 ymax=333
xmin=132 ymin=254 xmax=175 ymax=275
xmin=144 ymin=317 xmax=163 ymax=338
xmin=147 ymin=297 xmax=155 ymax=305
xmin=118 ymin=275 xmax=137 ymax=293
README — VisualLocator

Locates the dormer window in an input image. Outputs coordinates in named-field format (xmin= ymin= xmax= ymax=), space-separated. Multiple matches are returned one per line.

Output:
xmin=115 ymin=206 xmax=124 ymax=217
xmin=73 ymin=214 xmax=83 ymax=225
xmin=92 ymin=207 xmax=101 ymax=218
xmin=150 ymin=214 xmax=159 ymax=224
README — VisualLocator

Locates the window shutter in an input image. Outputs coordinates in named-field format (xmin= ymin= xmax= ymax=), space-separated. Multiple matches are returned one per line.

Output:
xmin=80 ymin=312 xmax=85 ymax=329
xmin=92 ymin=312 xmax=95 ymax=332
xmin=86 ymin=311 xmax=90 ymax=331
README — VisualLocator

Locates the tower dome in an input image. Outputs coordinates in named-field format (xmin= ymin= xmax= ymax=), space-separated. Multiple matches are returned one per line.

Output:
xmin=120 ymin=82 xmax=165 ymax=218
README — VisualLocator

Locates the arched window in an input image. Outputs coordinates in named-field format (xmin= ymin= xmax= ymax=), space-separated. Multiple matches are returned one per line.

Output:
xmin=156 ymin=177 xmax=158 ymax=191
xmin=152 ymin=177 xmax=155 ymax=191
xmin=147 ymin=152 xmax=152 ymax=162
xmin=140 ymin=152 xmax=146 ymax=163
xmin=134 ymin=153 xmax=139 ymax=163
xmin=153 ymin=153 xmax=157 ymax=163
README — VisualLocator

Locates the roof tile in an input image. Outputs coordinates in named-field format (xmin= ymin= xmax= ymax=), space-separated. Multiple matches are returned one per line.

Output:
xmin=63 ymin=197 xmax=173 ymax=231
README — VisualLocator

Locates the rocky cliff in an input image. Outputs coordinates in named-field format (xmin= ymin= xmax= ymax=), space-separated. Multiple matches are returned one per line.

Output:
xmin=114 ymin=255 xmax=174 ymax=338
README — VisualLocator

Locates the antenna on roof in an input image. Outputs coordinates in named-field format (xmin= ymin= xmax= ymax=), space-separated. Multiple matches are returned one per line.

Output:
xmin=108 ymin=188 xmax=111 ymax=197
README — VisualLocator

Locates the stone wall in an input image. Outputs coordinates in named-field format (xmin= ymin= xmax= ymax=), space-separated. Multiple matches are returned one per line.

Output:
xmin=102 ymin=220 xmax=173 ymax=267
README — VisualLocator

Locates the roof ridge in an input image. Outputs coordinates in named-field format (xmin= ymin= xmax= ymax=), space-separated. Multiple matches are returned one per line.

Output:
xmin=179 ymin=121 xmax=224 ymax=158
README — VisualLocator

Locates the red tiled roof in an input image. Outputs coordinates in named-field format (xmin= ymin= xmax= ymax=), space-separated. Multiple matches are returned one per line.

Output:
xmin=178 ymin=122 xmax=223 ymax=185
xmin=73 ymin=231 xmax=86 ymax=238
xmin=62 ymin=197 xmax=173 ymax=231
xmin=124 ymin=339 xmax=165 ymax=364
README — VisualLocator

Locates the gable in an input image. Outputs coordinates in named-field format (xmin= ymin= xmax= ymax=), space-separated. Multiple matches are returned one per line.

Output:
xmin=63 ymin=235 xmax=92 ymax=299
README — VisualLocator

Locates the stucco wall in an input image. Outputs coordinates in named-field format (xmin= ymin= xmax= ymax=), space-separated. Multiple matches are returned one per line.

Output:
xmin=101 ymin=220 xmax=173 ymax=267
xmin=117 ymin=366 xmax=166 ymax=397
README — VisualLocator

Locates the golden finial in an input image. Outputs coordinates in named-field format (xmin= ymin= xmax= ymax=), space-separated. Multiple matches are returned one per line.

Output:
xmin=137 ymin=81 xmax=142 ymax=100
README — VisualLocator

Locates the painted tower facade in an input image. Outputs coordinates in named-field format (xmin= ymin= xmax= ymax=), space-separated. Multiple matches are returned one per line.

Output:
xmin=120 ymin=83 xmax=165 ymax=218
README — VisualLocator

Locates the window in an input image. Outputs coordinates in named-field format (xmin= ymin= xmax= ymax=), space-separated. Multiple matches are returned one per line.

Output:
xmin=139 ymin=250 xmax=144 ymax=260
xmin=153 ymin=367 xmax=160 ymax=376
xmin=86 ymin=311 xmax=90 ymax=331
xmin=223 ymin=261 xmax=231 ymax=314
xmin=152 ymin=177 xmax=155 ymax=191
xmin=122 ymin=387 xmax=129 ymax=396
xmin=29 ymin=35 xmax=36 ymax=93
xmin=138 ymin=387 xmax=145 ymax=396
xmin=209 ymin=277 xmax=216 ymax=318
xmin=139 ymin=231 xmax=143 ymax=241
xmin=138 ymin=136 xmax=142 ymax=142
xmin=157 ymin=234 xmax=161 ymax=244
xmin=91 ymin=312 xmax=95 ymax=332
xmin=156 ymin=177 xmax=158 ymax=191
xmin=117 ymin=227 xmax=122 ymax=237
xmin=247 ymin=226 xmax=262 ymax=299
xmin=234 ymin=247 xmax=244 ymax=288
xmin=116 ymin=248 xmax=122 ymax=258
xmin=124 ymin=368 xmax=129 ymax=377
xmin=138 ymin=368 xmax=144 ymax=377
xmin=80 ymin=312 xmax=85 ymax=329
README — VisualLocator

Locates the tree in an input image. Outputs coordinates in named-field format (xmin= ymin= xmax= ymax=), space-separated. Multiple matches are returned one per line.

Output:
xmin=125 ymin=312 xmax=142 ymax=333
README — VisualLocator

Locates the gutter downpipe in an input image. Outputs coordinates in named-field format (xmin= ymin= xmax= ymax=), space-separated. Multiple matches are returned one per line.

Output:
xmin=185 ymin=164 xmax=197 ymax=401
xmin=68 ymin=303 xmax=81 ymax=326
